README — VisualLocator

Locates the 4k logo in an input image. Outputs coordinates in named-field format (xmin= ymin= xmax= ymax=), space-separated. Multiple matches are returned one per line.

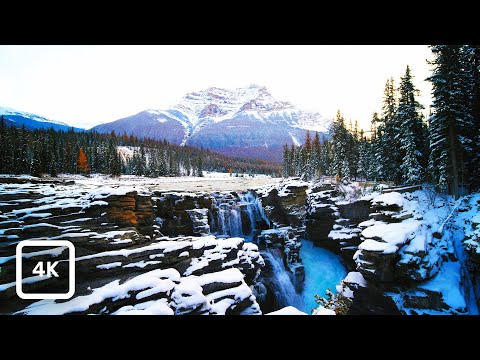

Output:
xmin=32 ymin=261 xmax=60 ymax=277
xmin=16 ymin=240 xmax=75 ymax=300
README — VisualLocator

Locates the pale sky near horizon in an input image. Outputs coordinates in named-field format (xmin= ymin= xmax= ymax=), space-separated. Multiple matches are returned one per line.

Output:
xmin=0 ymin=45 xmax=433 ymax=130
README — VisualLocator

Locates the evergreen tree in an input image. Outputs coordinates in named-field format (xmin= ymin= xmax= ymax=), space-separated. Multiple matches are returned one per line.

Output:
xmin=370 ymin=112 xmax=384 ymax=181
xmin=50 ymin=157 xmax=58 ymax=177
xmin=30 ymin=140 xmax=43 ymax=177
xmin=462 ymin=45 xmax=480 ymax=190
xmin=197 ymin=154 xmax=204 ymax=177
xmin=48 ymin=130 xmax=58 ymax=177
xmin=282 ymin=144 xmax=290 ymax=178
xmin=348 ymin=120 xmax=360 ymax=180
xmin=8 ymin=126 xmax=17 ymax=174
xmin=357 ymin=129 xmax=370 ymax=180
xmin=289 ymin=145 xmax=296 ymax=177
xmin=1 ymin=123 xmax=283 ymax=178
xmin=331 ymin=110 xmax=350 ymax=180
xmin=381 ymin=77 xmax=401 ymax=182
xmin=17 ymin=125 xmax=29 ymax=174
xmin=397 ymin=65 xmax=426 ymax=185
xmin=302 ymin=131 xmax=314 ymax=180
xmin=320 ymin=139 xmax=331 ymax=176
xmin=158 ymin=150 xmax=167 ymax=176
xmin=427 ymin=45 xmax=473 ymax=197
xmin=312 ymin=132 xmax=321 ymax=177
xmin=295 ymin=146 xmax=304 ymax=177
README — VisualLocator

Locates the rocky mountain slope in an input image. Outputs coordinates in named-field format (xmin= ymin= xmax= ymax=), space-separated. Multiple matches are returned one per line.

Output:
xmin=93 ymin=85 xmax=331 ymax=162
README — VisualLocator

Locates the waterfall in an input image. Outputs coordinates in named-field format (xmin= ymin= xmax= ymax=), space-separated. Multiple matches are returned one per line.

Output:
xmin=230 ymin=209 xmax=243 ymax=237
xmin=262 ymin=249 xmax=304 ymax=310
xmin=240 ymin=192 xmax=271 ymax=228
xmin=212 ymin=191 xmax=268 ymax=239
xmin=211 ymin=190 xmax=310 ymax=312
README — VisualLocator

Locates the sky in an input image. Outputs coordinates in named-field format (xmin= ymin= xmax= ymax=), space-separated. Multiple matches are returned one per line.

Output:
xmin=0 ymin=45 xmax=433 ymax=130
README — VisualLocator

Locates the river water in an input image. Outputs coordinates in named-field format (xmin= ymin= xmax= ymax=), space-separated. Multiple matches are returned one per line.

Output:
xmin=299 ymin=238 xmax=347 ymax=314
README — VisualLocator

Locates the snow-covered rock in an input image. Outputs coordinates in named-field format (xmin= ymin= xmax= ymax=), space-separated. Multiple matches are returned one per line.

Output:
xmin=18 ymin=267 xmax=261 ymax=315
xmin=0 ymin=178 xmax=265 ymax=315
xmin=266 ymin=306 xmax=307 ymax=315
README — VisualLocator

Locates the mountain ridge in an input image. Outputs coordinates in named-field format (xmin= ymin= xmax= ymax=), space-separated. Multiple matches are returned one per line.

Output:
xmin=93 ymin=85 xmax=331 ymax=162
xmin=0 ymin=106 xmax=83 ymax=132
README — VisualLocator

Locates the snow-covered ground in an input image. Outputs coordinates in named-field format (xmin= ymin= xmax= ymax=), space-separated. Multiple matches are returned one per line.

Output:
xmin=0 ymin=172 xmax=281 ymax=193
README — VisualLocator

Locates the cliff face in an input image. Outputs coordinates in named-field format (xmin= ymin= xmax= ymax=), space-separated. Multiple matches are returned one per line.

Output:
xmin=304 ymin=181 xmax=480 ymax=315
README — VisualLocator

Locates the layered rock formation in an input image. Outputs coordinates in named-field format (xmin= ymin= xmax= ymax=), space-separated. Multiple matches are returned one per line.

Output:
xmin=0 ymin=179 xmax=264 ymax=315
xmin=305 ymin=182 xmax=477 ymax=315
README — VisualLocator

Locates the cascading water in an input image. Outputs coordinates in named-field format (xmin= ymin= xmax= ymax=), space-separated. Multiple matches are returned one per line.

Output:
xmin=211 ymin=190 xmax=347 ymax=314
xmin=240 ymin=192 xmax=271 ymax=228
xmin=214 ymin=198 xmax=244 ymax=238
xmin=262 ymin=249 xmax=304 ymax=310
xmin=212 ymin=191 xmax=268 ymax=240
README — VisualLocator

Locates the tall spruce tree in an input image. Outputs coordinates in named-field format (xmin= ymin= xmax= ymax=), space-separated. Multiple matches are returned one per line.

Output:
xmin=312 ymin=132 xmax=321 ymax=178
xmin=282 ymin=144 xmax=290 ymax=178
xmin=370 ymin=112 xmax=384 ymax=181
xmin=357 ymin=129 xmax=370 ymax=180
xmin=462 ymin=45 xmax=480 ymax=190
xmin=348 ymin=120 xmax=360 ymax=180
xmin=18 ymin=125 xmax=29 ymax=174
xmin=303 ymin=130 xmax=314 ymax=180
xmin=397 ymin=65 xmax=426 ymax=185
xmin=331 ymin=110 xmax=350 ymax=180
xmin=30 ymin=140 xmax=43 ymax=177
xmin=381 ymin=77 xmax=401 ymax=182
xmin=427 ymin=45 xmax=473 ymax=197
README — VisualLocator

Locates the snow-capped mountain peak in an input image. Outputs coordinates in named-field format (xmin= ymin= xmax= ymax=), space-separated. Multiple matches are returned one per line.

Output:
xmin=170 ymin=85 xmax=328 ymax=132
xmin=0 ymin=106 xmax=82 ymax=131
xmin=93 ymin=85 xmax=331 ymax=162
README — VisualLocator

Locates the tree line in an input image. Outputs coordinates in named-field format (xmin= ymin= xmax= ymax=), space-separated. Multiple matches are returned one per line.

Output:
xmin=282 ymin=45 xmax=480 ymax=197
xmin=0 ymin=123 xmax=282 ymax=178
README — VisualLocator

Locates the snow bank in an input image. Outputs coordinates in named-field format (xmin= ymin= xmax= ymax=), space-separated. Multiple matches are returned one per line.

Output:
xmin=312 ymin=307 xmax=336 ymax=315
xmin=361 ymin=221 xmax=421 ymax=246
xmin=19 ymin=268 xmax=180 ymax=315
xmin=372 ymin=192 xmax=404 ymax=208
xmin=344 ymin=272 xmax=367 ymax=287
xmin=266 ymin=306 xmax=307 ymax=315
